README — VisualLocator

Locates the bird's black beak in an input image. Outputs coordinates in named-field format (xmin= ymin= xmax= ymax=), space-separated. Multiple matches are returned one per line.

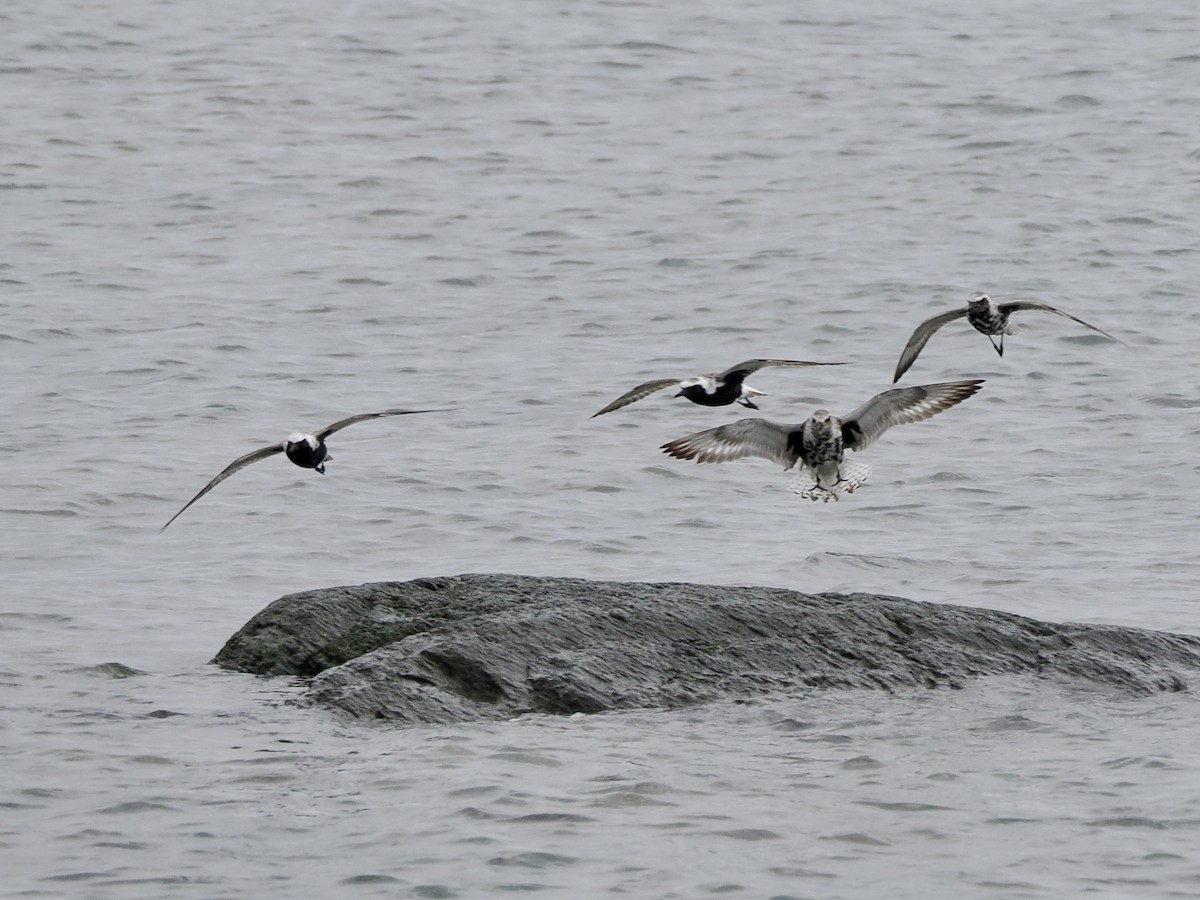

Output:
xmin=674 ymin=390 xmax=684 ymax=398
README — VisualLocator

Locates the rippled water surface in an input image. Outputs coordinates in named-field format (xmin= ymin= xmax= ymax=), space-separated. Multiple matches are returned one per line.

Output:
xmin=3 ymin=0 xmax=1199 ymax=896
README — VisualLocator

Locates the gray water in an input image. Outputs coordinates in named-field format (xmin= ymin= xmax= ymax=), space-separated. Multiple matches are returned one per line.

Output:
xmin=3 ymin=0 xmax=1199 ymax=896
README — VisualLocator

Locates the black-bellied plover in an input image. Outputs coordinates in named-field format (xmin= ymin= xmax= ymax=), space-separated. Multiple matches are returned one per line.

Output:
xmin=661 ymin=380 xmax=983 ymax=501
xmin=161 ymin=409 xmax=445 ymax=531
xmin=893 ymin=292 xmax=1118 ymax=382
xmin=592 ymin=358 xmax=844 ymax=417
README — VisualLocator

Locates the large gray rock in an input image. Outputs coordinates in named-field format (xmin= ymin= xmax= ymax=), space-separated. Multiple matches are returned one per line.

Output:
xmin=213 ymin=573 xmax=1200 ymax=723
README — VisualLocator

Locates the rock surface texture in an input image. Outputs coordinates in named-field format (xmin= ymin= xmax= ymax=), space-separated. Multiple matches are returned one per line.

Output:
xmin=213 ymin=574 xmax=1200 ymax=723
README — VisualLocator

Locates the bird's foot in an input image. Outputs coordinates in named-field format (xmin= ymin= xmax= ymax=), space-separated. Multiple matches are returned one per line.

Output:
xmin=792 ymin=482 xmax=837 ymax=503
xmin=836 ymin=461 xmax=871 ymax=495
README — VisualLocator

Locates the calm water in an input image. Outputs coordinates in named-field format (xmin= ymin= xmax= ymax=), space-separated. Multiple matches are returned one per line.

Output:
xmin=3 ymin=0 xmax=1199 ymax=896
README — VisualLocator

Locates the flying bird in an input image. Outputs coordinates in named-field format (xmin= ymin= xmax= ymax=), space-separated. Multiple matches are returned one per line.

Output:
xmin=161 ymin=409 xmax=444 ymax=531
xmin=893 ymin=292 xmax=1118 ymax=382
xmin=591 ymin=358 xmax=845 ymax=417
xmin=661 ymin=380 xmax=983 ymax=501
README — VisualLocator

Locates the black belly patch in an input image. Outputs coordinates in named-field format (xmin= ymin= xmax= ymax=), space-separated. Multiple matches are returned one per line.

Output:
xmin=286 ymin=441 xmax=327 ymax=469
xmin=679 ymin=382 xmax=739 ymax=407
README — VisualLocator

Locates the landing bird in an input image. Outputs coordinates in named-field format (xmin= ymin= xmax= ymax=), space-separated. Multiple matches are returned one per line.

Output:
xmin=893 ymin=292 xmax=1118 ymax=382
xmin=161 ymin=409 xmax=444 ymax=531
xmin=661 ymin=380 xmax=983 ymax=501
xmin=591 ymin=358 xmax=845 ymax=417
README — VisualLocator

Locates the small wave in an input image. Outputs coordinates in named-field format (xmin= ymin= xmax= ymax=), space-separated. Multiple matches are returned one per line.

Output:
xmin=1 ymin=507 xmax=78 ymax=517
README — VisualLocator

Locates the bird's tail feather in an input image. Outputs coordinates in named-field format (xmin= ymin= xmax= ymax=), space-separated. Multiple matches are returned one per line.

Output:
xmin=789 ymin=460 xmax=871 ymax=502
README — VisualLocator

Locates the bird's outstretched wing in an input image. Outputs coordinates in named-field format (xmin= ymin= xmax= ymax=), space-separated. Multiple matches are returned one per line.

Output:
xmin=661 ymin=418 xmax=798 ymax=468
xmin=840 ymin=379 xmax=984 ymax=453
xmin=717 ymin=358 xmax=845 ymax=381
xmin=591 ymin=379 xmax=681 ymax=417
xmin=316 ymin=408 xmax=447 ymax=440
xmin=892 ymin=308 xmax=971 ymax=382
xmin=160 ymin=443 xmax=285 ymax=532
xmin=998 ymin=301 xmax=1120 ymax=342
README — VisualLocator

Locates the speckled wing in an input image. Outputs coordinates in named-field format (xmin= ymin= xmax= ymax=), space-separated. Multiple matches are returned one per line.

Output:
xmin=661 ymin=418 xmax=799 ymax=469
xmin=717 ymin=358 xmax=845 ymax=380
xmin=998 ymin=301 xmax=1119 ymax=341
xmin=591 ymin=379 xmax=681 ymax=417
xmin=840 ymin=379 xmax=984 ymax=453
xmin=160 ymin=443 xmax=285 ymax=532
xmin=316 ymin=408 xmax=446 ymax=439
xmin=892 ymin=308 xmax=970 ymax=382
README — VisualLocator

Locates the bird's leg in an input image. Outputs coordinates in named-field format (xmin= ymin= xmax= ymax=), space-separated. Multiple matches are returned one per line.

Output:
xmin=316 ymin=464 xmax=326 ymax=474
xmin=988 ymin=333 xmax=1004 ymax=357
xmin=739 ymin=398 xmax=759 ymax=409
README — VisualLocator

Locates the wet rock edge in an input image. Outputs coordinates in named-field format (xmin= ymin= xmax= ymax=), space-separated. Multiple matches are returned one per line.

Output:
xmin=212 ymin=573 xmax=1199 ymax=723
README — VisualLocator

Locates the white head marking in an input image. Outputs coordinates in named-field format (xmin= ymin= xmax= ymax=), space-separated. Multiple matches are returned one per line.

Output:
xmin=678 ymin=375 xmax=718 ymax=394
